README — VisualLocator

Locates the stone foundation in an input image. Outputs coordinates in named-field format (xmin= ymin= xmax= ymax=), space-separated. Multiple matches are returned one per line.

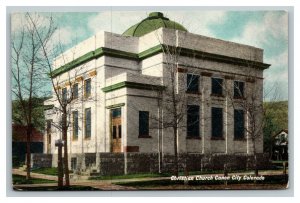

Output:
xmin=30 ymin=153 xmax=52 ymax=168
xmin=31 ymin=152 xmax=271 ymax=175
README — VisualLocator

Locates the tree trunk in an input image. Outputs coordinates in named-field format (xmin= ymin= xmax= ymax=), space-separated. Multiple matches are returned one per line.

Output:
xmin=57 ymin=142 xmax=63 ymax=188
xmin=173 ymin=126 xmax=179 ymax=176
xmin=252 ymin=138 xmax=258 ymax=176
xmin=62 ymin=108 xmax=70 ymax=186
xmin=26 ymin=124 xmax=32 ymax=180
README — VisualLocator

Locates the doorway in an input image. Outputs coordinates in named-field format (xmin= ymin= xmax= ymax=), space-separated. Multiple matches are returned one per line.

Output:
xmin=111 ymin=108 xmax=122 ymax=152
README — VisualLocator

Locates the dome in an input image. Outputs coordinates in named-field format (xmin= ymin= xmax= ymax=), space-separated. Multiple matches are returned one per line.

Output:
xmin=122 ymin=12 xmax=188 ymax=37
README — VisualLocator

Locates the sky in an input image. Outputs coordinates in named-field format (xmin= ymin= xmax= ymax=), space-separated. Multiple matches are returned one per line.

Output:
xmin=11 ymin=9 xmax=288 ymax=101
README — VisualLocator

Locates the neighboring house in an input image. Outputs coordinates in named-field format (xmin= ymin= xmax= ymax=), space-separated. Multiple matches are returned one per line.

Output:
xmin=12 ymin=124 xmax=44 ymax=164
xmin=44 ymin=12 xmax=270 ymax=171
xmin=272 ymin=129 xmax=288 ymax=161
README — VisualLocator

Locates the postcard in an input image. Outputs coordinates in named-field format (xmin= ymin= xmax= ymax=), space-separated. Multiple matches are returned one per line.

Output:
xmin=11 ymin=9 xmax=288 ymax=191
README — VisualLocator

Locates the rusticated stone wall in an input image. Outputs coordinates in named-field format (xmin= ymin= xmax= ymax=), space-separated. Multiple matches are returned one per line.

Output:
xmin=31 ymin=152 xmax=271 ymax=176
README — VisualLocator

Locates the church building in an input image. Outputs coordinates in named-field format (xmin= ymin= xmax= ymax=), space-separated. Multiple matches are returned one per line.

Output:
xmin=44 ymin=12 xmax=270 ymax=172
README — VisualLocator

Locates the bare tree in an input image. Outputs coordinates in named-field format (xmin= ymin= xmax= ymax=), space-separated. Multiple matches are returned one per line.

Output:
xmin=223 ymin=59 xmax=272 ymax=176
xmin=134 ymin=29 xmax=204 ymax=176
xmin=29 ymin=14 xmax=102 ymax=186
xmin=11 ymin=13 xmax=55 ymax=179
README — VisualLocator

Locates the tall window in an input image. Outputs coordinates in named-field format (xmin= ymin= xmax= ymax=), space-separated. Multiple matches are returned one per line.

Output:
xmin=62 ymin=87 xmax=67 ymax=103
xmin=46 ymin=120 xmax=52 ymax=134
xmin=46 ymin=120 xmax=52 ymax=153
xmin=72 ymin=83 xmax=78 ymax=99
xmin=211 ymin=107 xmax=223 ymax=138
xmin=187 ymin=105 xmax=200 ymax=137
xmin=72 ymin=111 xmax=78 ymax=139
xmin=85 ymin=78 xmax=91 ymax=98
xmin=85 ymin=108 xmax=91 ymax=138
xmin=234 ymin=109 xmax=245 ymax=139
xmin=211 ymin=78 xmax=223 ymax=96
xmin=46 ymin=120 xmax=52 ymax=143
xmin=234 ymin=81 xmax=244 ymax=98
xmin=139 ymin=111 xmax=149 ymax=137
xmin=187 ymin=74 xmax=199 ymax=93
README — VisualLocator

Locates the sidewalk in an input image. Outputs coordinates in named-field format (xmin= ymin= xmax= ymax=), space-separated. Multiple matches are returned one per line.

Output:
xmin=12 ymin=168 xmax=136 ymax=190
xmin=12 ymin=168 xmax=58 ymax=181
xmin=12 ymin=168 xmax=287 ymax=191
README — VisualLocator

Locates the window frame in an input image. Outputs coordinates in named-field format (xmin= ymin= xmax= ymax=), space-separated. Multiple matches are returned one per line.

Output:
xmin=62 ymin=87 xmax=67 ymax=103
xmin=72 ymin=111 xmax=79 ymax=140
xmin=211 ymin=78 xmax=223 ymax=96
xmin=234 ymin=109 xmax=245 ymax=140
xmin=84 ymin=108 xmax=91 ymax=139
xmin=139 ymin=111 xmax=150 ymax=138
xmin=84 ymin=78 xmax=91 ymax=98
xmin=211 ymin=107 xmax=224 ymax=139
xmin=186 ymin=73 xmax=200 ymax=94
xmin=234 ymin=81 xmax=245 ymax=99
xmin=187 ymin=105 xmax=200 ymax=138
xmin=46 ymin=120 xmax=52 ymax=144
xmin=72 ymin=83 xmax=79 ymax=100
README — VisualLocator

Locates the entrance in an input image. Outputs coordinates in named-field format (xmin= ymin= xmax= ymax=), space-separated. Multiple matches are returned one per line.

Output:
xmin=111 ymin=108 xmax=122 ymax=152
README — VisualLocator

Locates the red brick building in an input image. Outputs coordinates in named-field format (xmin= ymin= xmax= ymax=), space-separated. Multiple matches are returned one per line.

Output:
xmin=12 ymin=124 xmax=44 ymax=165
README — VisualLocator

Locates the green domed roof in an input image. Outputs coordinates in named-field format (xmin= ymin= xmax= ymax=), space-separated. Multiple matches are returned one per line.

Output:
xmin=122 ymin=12 xmax=188 ymax=37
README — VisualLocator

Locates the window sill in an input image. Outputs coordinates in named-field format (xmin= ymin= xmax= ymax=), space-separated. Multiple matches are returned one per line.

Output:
xmin=234 ymin=138 xmax=246 ymax=141
xmin=84 ymin=95 xmax=91 ymax=100
xmin=138 ymin=135 xmax=152 ymax=138
xmin=211 ymin=137 xmax=225 ymax=140
xmin=233 ymin=96 xmax=245 ymax=100
xmin=84 ymin=137 xmax=91 ymax=140
xmin=72 ymin=138 xmax=78 ymax=141
xmin=211 ymin=94 xmax=224 ymax=98
xmin=186 ymin=136 xmax=201 ymax=140
xmin=186 ymin=91 xmax=201 ymax=95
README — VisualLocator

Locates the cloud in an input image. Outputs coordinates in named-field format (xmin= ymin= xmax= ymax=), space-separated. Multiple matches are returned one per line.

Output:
xmin=51 ymin=26 xmax=73 ymax=46
xmin=88 ymin=11 xmax=144 ymax=35
xmin=264 ymin=50 xmax=288 ymax=83
xmin=11 ymin=13 xmax=52 ymax=34
xmin=87 ymin=10 xmax=228 ymax=37
xmin=226 ymin=11 xmax=288 ymax=100
xmin=230 ymin=11 xmax=288 ymax=48
xmin=11 ymin=13 xmax=25 ymax=33
xmin=165 ymin=11 xmax=227 ymax=36
xmin=263 ymin=49 xmax=288 ymax=100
